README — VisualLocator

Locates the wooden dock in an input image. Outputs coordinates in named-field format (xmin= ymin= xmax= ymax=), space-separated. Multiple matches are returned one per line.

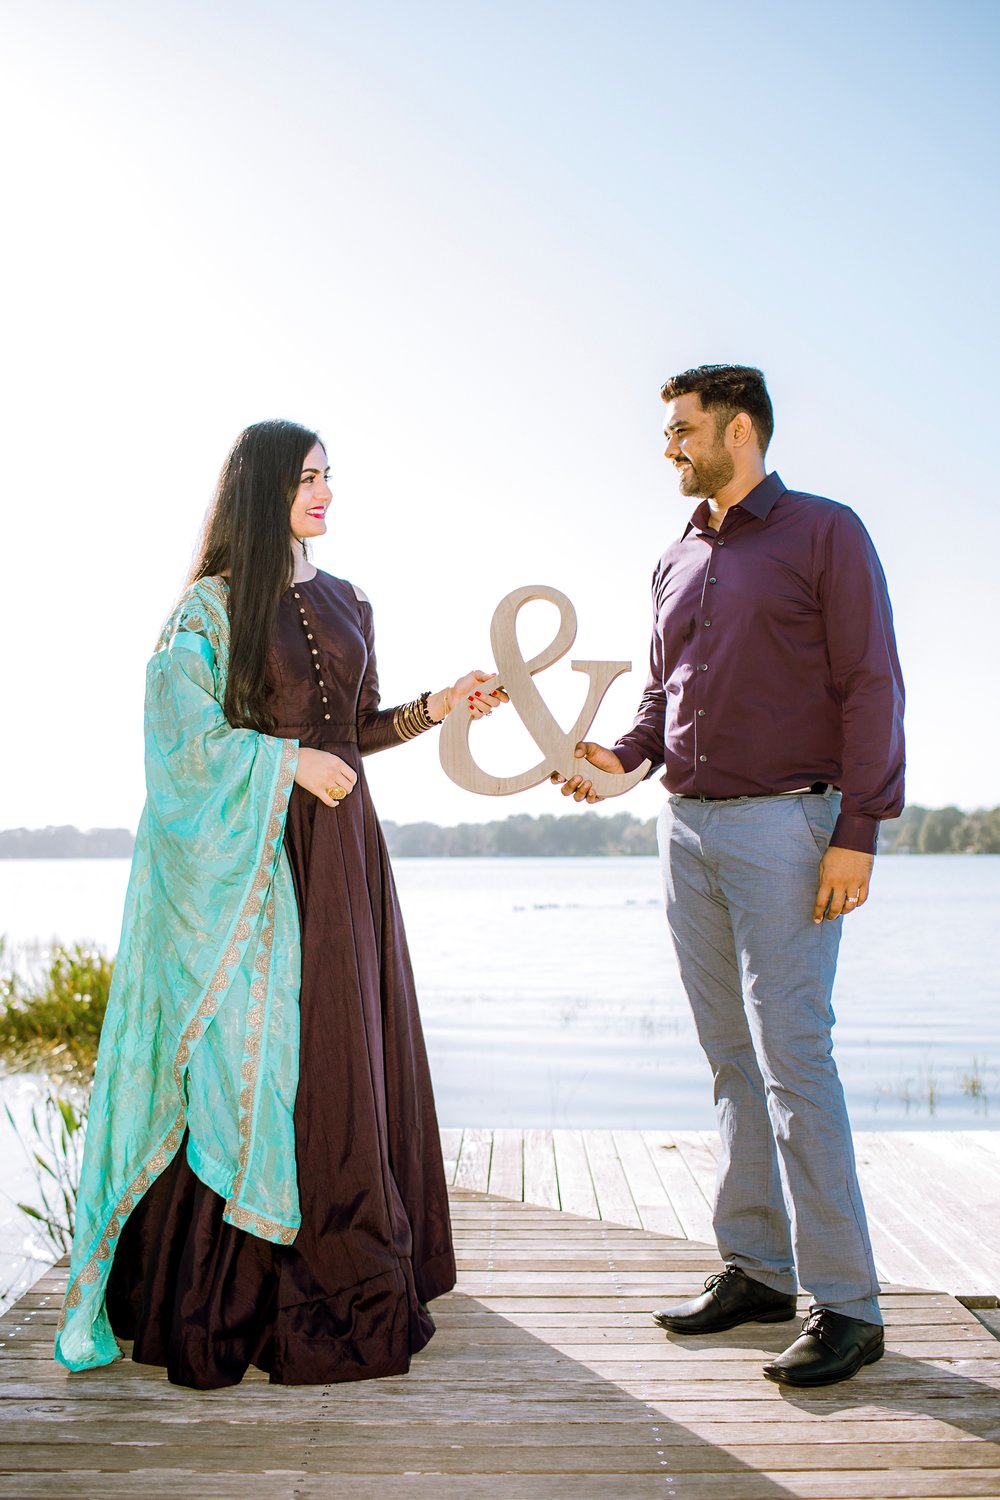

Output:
xmin=1 ymin=1130 xmax=998 ymax=1498
xmin=441 ymin=1129 xmax=1000 ymax=1303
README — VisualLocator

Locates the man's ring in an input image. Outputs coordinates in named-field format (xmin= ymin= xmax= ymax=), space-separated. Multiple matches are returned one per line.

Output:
xmin=845 ymin=895 xmax=858 ymax=904
xmin=327 ymin=784 xmax=347 ymax=802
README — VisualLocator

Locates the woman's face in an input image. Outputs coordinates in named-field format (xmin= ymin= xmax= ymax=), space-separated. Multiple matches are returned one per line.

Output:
xmin=289 ymin=442 xmax=332 ymax=543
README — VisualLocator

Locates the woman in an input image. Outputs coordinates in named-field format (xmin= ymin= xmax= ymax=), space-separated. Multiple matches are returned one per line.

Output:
xmin=55 ymin=419 xmax=501 ymax=1387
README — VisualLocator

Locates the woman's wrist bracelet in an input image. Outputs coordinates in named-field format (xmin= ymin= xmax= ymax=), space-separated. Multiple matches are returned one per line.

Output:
xmin=392 ymin=691 xmax=441 ymax=741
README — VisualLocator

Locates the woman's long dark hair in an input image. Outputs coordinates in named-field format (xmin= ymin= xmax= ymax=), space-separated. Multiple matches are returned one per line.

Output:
xmin=190 ymin=419 xmax=321 ymax=731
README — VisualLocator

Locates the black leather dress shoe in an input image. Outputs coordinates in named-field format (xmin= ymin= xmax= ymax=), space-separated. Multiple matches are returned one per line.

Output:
xmin=762 ymin=1308 xmax=885 ymax=1386
xmin=652 ymin=1265 xmax=797 ymax=1335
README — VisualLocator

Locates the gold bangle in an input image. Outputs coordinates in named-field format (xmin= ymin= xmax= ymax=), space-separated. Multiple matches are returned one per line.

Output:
xmin=392 ymin=692 xmax=439 ymax=741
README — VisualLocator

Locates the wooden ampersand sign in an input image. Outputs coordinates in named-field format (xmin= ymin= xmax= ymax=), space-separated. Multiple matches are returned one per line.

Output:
xmin=440 ymin=584 xmax=651 ymax=797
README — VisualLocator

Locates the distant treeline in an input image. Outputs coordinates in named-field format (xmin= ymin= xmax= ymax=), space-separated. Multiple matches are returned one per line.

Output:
xmin=2 ymin=805 xmax=999 ymax=859
xmin=880 ymin=804 xmax=1000 ymax=854
xmin=382 ymin=812 xmax=659 ymax=857
xmin=383 ymin=804 xmax=1000 ymax=857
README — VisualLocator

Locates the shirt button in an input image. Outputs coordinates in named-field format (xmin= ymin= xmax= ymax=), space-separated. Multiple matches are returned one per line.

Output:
xmin=704 ymin=620 xmax=712 ymax=627
xmin=709 ymin=577 xmax=717 ymax=584
xmin=697 ymin=709 xmax=706 ymax=717
xmin=699 ymin=663 xmax=709 ymax=671
xmin=699 ymin=754 xmax=708 ymax=763
xmin=311 ymin=648 xmax=318 ymax=655
xmin=717 ymin=539 xmax=726 ymax=546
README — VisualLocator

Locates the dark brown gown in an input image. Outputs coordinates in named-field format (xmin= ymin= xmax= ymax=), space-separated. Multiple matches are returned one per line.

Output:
xmin=106 ymin=571 xmax=456 ymax=1387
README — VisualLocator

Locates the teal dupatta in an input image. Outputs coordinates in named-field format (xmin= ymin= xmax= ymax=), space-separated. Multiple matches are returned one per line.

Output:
xmin=55 ymin=578 xmax=301 ymax=1371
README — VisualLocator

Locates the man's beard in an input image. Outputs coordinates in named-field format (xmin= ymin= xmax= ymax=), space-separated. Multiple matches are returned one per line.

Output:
xmin=677 ymin=445 xmax=735 ymax=499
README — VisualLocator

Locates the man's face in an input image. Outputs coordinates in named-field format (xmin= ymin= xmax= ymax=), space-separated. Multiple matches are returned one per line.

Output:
xmin=662 ymin=392 xmax=735 ymax=499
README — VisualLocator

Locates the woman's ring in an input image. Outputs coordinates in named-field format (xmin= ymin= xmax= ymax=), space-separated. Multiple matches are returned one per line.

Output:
xmin=327 ymin=784 xmax=348 ymax=802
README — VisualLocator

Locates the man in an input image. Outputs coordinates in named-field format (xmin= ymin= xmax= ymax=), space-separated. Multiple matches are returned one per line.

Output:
xmin=555 ymin=365 xmax=904 ymax=1387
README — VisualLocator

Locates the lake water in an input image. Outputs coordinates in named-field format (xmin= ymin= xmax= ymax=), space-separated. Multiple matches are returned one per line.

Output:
xmin=2 ymin=854 xmax=998 ymax=1133
xmin=2 ymin=854 xmax=998 ymax=1307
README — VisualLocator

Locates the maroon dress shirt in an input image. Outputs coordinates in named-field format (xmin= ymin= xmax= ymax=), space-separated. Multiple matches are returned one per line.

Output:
xmin=613 ymin=472 xmax=905 ymax=855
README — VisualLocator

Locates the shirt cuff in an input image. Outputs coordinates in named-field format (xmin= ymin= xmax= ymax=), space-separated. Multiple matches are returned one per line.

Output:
xmin=612 ymin=740 xmax=653 ymax=775
xmin=830 ymin=812 xmax=879 ymax=856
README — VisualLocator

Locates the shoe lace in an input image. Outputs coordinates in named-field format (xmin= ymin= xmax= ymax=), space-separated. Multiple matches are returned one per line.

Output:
xmin=801 ymin=1309 xmax=838 ymax=1348
xmin=702 ymin=1266 xmax=744 ymax=1294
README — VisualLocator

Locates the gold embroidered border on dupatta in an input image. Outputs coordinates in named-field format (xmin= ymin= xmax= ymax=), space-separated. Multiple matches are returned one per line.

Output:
xmin=58 ymin=580 xmax=299 ymax=1330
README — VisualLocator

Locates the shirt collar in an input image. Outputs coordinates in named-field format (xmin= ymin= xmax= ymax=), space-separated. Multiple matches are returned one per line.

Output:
xmin=685 ymin=471 xmax=787 ymax=536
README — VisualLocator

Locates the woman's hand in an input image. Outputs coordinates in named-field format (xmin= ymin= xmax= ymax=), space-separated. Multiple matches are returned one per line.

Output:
xmin=294 ymin=747 xmax=359 ymax=808
xmin=427 ymin=671 xmax=509 ymax=723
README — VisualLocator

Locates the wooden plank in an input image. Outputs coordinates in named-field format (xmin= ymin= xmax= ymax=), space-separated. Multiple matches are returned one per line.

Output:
xmin=874 ymin=1133 xmax=1000 ymax=1286
xmin=439 ymin=1127 xmax=463 ymax=1184
xmin=5 ymin=1437 xmax=1000 ymax=1471
xmin=641 ymin=1129 xmax=717 ymax=1243
xmin=865 ymin=1207 xmax=951 ymax=1293
xmin=581 ymin=1130 xmax=642 ymax=1227
xmin=855 ymin=1136 xmax=995 ymax=1294
xmin=671 ymin=1128 xmax=722 ymax=1205
xmin=551 ymin=1130 xmax=599 ymax=1218
xmin=7 ymin=1412 xmax=1000 ymax=1443
xmin=3 ymin=1394 xmax=998 ymax=1425
xmin=453 ymin=1127 xmax=493 ymax=1191
xmin=487 ymin=1128 xmax=524 ymax=1201
xmin=906 ymin=1130 xmax=1000 ymax=1185
xmin=867 ymin=1135 xmax=999 ymax=1294
xmin=522 ymin=1128 xmax=560 ymax=1210
xmin=612 ymin=1127 xmax=686 ymax=1236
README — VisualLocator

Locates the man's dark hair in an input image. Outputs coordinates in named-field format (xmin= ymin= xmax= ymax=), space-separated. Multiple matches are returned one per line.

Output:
xmin=661 ymin=364 xmax=774 ymax=453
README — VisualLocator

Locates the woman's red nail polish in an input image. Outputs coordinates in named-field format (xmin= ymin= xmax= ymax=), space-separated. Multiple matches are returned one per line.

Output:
xmin=474 ymin=691 xmax=481 ymax=697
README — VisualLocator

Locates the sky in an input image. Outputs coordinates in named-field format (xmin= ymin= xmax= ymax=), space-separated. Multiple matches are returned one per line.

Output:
xmin=1 ymin=0 xmax=998 ymax=833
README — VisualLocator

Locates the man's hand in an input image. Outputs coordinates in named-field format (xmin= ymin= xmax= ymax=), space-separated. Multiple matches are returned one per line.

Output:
xmin=549 ymin=742 xmax=625 ymax=804
xmin=813 ymin=846 xmax=875 ymax=923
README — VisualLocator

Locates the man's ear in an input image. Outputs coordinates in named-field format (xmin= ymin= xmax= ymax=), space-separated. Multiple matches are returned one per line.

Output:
xmin=729 ymin=411 xmax=755 ymax=449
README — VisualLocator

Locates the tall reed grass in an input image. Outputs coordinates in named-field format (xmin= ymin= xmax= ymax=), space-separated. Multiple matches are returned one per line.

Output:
xmin=0 ymin=942 xmax=106 ymax=1296
xmin=0 ymin=939 xmax=111 ymax=1078
xmin=3 ymin=1091 xmax=87 ymax=1262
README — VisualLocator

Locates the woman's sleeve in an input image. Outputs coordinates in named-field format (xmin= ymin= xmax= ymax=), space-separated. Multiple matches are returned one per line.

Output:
xmin=146 ymin=605 xmax=299 ymax=855
xmin=353 ymin=593 xmax=439 ymax=755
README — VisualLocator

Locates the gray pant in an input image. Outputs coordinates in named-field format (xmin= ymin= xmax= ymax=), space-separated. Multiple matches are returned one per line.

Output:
xmin=658 ymin=790 xmax=881 ymax=1325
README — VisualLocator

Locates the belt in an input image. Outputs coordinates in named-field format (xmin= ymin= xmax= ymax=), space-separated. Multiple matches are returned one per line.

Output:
xmin=676 ymin=781 xmax=831 ymax=804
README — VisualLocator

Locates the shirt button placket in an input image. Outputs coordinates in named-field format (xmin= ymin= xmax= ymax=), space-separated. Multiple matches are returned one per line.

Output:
xmin=696 ymin=550 xmax=721 ymax=779
xmin=695 ymin=661 xmax=710 ymax=779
